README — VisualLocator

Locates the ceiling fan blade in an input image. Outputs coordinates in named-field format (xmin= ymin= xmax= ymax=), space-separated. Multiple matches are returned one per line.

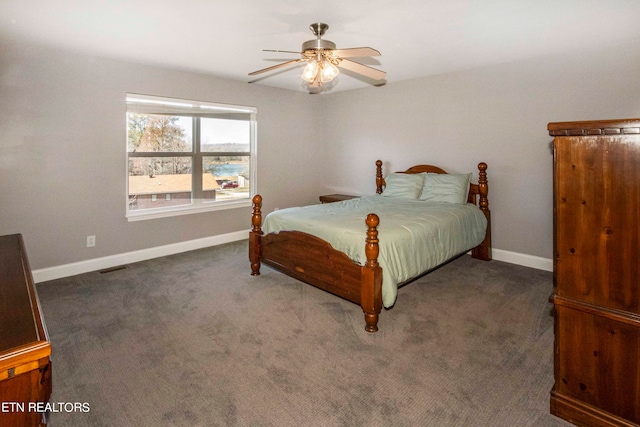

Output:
xmin=248 ymin=59 xmax=305 ymax=76
xmin=331 ymin=47 xmax=381 ymax=58
xmin=337 ymin=59 xmax=387 ymax=81
xmin=263 ymin=49 xmax=302 ymax=54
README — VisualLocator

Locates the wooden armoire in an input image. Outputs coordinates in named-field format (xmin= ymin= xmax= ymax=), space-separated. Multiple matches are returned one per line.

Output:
xmin=549 ymin=118 xmax=640 ymax=427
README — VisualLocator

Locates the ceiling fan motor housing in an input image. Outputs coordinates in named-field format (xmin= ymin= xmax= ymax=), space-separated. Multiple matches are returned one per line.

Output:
xmin=303 ymin=22 xmax=335 ymax=52
xmin=302 ymin=38 xmax=336 ymax=52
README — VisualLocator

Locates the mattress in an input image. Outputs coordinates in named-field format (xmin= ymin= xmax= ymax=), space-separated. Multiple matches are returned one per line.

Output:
xmin=263 ymin=195 xmax=488 ymax=308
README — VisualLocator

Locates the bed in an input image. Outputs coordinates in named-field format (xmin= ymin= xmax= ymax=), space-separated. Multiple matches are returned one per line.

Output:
xmin=249 ymin=160 xmax=491 ymax=332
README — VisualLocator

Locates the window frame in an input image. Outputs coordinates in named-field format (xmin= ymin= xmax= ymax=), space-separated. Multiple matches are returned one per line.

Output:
xmin=125 ymin=94 xmax=257 ymax=222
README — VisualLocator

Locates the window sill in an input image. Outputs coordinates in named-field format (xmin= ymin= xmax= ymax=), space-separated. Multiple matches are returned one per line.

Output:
xmin=126 ymin=199 xmax=252 ymax=222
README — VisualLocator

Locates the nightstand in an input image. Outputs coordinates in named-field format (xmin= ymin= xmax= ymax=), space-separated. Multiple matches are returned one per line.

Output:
xmin=319 ymin=194 xmax=358 ymax=203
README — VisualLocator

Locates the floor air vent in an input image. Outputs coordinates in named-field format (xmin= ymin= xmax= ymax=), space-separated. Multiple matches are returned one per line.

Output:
xmin=99 ymin=265 xmax=128 ymax=274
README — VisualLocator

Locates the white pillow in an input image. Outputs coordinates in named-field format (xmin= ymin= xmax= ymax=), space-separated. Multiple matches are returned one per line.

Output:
xmin=419 ymin=173 xmax=471 ymax=204
xmin=381 ymin=173 xmax=425 ymax=199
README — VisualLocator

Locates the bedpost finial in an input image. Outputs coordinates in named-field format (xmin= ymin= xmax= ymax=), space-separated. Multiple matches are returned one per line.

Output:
xmin=376 ymin=161 xmax=384 ymax=194
xmin=366 ymin=213 xmax=379 ymax=228
xmin=477 ymin=163 xmax=488 ymax=186
xmin=476 ymin=163 xmax=489 ymax=211
xmin=251 ymin=194 xmax=263 ymax=233
xmin=365 ymin=213 xmax=380 ymax=269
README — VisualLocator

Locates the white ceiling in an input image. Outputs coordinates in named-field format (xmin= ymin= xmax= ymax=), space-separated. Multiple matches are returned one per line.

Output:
xmin=2 ymin=0 xmax=640 ymax=94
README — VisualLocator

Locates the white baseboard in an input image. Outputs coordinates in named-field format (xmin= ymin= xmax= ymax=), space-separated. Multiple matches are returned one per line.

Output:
xmin=33 ymin=230 xmax=249 ymax=283
xmin=491 ymin=248 xmax=553 ymax=272
xmin=34 ymin=233 xmax=552 ymax=283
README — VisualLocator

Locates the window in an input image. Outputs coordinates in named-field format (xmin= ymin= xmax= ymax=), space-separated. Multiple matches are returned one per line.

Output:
xmin=126 ymin=94 xmax=257 ymax=221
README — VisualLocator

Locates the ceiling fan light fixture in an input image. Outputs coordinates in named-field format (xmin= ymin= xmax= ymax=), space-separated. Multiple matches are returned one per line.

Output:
xmin=249 ymin=22 xmax=386 ymax=92
xmin=320 ymin=60 xmax=339 ymax=83
xmin=301 ymin=60 xmax=319 ymax=83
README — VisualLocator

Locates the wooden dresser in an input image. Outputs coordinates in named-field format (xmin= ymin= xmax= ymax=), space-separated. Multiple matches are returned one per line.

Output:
xmin=0 ymin=234 xmax=52 ymax=426
xmin=549 ymin=119 xmax=640 ymax=427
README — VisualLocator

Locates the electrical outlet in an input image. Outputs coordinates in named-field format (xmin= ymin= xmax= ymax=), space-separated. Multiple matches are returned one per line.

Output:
xmin=86 ymin=235 xmax=96 ymax=247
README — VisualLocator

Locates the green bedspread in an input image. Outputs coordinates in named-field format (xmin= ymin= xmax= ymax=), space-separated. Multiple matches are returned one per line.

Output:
xmin=262 ymin=195 xmax=488 ymax=308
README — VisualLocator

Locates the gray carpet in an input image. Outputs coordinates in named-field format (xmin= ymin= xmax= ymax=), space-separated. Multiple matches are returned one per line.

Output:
xmin=36 ymin=240 xmax=572 ymax=427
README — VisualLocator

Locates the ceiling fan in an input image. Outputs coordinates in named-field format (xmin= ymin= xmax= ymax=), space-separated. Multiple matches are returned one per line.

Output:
xmin=248 ymin=23 xmax=386 ymax=90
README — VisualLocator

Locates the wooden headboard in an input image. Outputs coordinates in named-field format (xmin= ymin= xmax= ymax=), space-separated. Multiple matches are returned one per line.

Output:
xmin=374 ymin=159 xmax=491 ymax=261
xmin=374 ymin=160 xmax=489 ymax=208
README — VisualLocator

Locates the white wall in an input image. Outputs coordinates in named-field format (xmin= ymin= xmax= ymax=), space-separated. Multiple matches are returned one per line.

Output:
xmin=319 ymin=40 xmax=640 ymax=259
xmin=3 ymin=39 xmax=640 ymax=275
xmin=0 ymin=42 xmax=326 ymax=270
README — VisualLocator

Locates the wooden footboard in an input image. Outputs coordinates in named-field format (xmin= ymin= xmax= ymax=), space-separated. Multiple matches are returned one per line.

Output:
xmin=250 ymin=195 xmax=383 ymax=332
